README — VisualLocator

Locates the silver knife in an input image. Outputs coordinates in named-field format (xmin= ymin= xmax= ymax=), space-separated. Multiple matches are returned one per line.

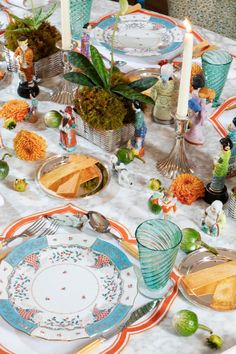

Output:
xmin=74 ymin=299 xmax=160 ymax=354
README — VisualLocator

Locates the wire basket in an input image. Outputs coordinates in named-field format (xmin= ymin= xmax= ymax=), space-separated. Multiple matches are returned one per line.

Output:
xmin=75 ymin=112 xmax=135 ymax=152
xmin=3 ymin=47 xmax=63 ymax=79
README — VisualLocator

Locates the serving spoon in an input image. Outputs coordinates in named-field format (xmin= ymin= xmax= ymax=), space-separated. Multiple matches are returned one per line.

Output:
xmin=87 ymin=211 xmax=139 ymax=259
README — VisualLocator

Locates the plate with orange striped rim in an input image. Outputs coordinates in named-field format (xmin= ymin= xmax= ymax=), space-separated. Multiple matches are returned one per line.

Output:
xmin=0 ymin=204 xmax=180 ymax=353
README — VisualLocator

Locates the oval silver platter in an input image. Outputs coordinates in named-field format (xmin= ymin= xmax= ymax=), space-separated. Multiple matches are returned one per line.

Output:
xmin=178 ymin=247 xmax=236 ymax=311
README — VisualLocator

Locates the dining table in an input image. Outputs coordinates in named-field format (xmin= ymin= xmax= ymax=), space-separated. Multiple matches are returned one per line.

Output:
xmin=0 ymin=1 xmax=236 ymax=354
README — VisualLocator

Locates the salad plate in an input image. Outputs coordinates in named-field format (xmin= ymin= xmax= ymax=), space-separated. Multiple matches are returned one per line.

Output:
xmin=91 ymin=11 xmax=183 ymax=60
xmin=0 ymin=233 xmax=137 ymax=340
xmin=179 ymin=248 xmax=236 ymax=311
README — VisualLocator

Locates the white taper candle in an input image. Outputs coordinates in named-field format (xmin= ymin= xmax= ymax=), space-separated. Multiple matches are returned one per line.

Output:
xmin=61 ymin=0 xmax=71 ymax=50
xmin=176 ymin=19 xmax=193 ymax=118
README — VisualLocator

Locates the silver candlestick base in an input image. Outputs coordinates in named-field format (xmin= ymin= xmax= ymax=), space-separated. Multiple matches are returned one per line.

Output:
xmin=156 ymin=116 xmax=193 ymax=179
xmin=50 ymin=40 xmax=78 ymax=105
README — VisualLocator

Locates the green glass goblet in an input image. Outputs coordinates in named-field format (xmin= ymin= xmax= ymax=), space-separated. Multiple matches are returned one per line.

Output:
xmin=201 ymin=49 xmax=233 ymax=107
xmin=70 ymin=0 xmax=92 ymax=40
xmin=135 ymin=219 xmax=182 ymax=299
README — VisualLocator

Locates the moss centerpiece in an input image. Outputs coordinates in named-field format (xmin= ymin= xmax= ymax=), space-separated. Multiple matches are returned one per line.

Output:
xmin=4 ymin=3 xmax=62 ymax=78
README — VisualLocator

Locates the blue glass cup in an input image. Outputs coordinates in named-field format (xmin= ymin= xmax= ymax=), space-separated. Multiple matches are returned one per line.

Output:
xmin=135 ymin=219 xmax=182 ymax=298
xmin=201 ymin=49 xmax=233 ymax=107
xmin=70 ymin=0 xmax=93 ymax=40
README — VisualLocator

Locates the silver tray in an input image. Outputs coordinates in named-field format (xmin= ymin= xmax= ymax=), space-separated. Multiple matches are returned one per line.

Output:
xmin=36 ymin=154 xmax=110 ymax=200
xmin=178 ymin=248 xmax=236 ymax=311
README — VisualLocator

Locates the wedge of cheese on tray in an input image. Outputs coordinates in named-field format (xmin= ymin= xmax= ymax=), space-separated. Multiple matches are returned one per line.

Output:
xmin=181 ymin=260 xmax=236 ymax=310
xmin=39 ymin=154 xmax=102 ymax=198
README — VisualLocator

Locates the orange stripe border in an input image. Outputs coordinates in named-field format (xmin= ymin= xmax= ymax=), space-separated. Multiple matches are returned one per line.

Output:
xmin=209 ymin=96 xmax=236 ymax=137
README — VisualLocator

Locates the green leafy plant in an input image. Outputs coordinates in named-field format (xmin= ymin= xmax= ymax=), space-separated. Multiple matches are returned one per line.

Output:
xmin=8 ymin=3 xmax=57 ymax=32
xmin=4 ymin=3 xmax=61 ymax=62
xmin=64 ymin=47 xmax=157 ymax=130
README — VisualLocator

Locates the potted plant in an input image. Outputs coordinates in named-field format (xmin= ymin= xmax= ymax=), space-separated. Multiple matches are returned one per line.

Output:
xmin=64 ymin=46 xmax=157 ymax=151
xmin=3 ymin=3 xmax=62 ymax=79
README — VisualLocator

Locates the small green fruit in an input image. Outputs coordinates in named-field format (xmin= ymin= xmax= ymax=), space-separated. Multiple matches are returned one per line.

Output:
xmin=44 ymin=110 xmax=62 ymax=128
xmin=148 ymin=178 xmax=162 ymax=191
xmin=14 ymin=179 xmax=28 ymax=192
xmin=206 ymin=334 xmax=223 ymax=349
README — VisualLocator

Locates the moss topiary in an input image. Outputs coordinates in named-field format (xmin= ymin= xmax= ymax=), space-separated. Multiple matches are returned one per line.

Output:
xmin=5 ymin=20 xmax=61 ymax=62
xmin=75 ymin=87 xmax=135 ymax=131
xmin=65 ymin=46 xmax=157 ymax=131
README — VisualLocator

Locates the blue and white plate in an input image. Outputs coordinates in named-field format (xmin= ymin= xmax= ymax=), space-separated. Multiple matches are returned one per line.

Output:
xmin=0 ymin=233 xmax=137 ymax=340
xmin=91 ymin=12 xmax=184 ymax=60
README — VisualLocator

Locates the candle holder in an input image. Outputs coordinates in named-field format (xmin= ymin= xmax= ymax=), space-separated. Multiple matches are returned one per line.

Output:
xmin=50 ymin=40 xmax=78 ymax=105
xmin=156 ymin=115 xmax=193 ymax=179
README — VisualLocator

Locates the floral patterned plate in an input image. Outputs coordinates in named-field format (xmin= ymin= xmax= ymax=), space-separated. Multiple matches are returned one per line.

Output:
xmin=0 ymin=233 xmax=137 ymax=341
xmin=91 ymin=12 xmax=183 ymax=58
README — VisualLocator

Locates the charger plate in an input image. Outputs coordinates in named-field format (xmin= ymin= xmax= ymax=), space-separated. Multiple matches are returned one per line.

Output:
xmin=179 ymin=247 xmax=236 ymax=311
xmin=0 ymin=233 xmax=137 ymax=341
xmin=91 ymin=11 xmax=183 ymax=59
xmin=0 ymin=204 xmax=179 ymax=353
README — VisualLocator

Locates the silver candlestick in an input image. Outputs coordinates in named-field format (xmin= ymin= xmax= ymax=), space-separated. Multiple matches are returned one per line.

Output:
xmin=50 ymin=40 xmax=78 ymax=105
xmin=156 ymin=116 xmax=193 ymax=179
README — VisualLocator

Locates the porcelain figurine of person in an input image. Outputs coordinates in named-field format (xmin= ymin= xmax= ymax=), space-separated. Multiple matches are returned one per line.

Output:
xmin=150 ymin=63 xmax=175 ymax=124
xmin=14 ymin=36 xmax=39 ymax=98
xmin=127 ymin=100 xmax=147 ymax=157
xmin=205 ymin=137 xmax=233 ymax=204
xmin=27 ymin=98 xmax=39 ymax=123
xmin=227 ymin=117 xmax=236 ymax=177
xmin=59 ymin=106 xmax=77 ymax=152
xmin=80 ymin=23 xmax=92 ymax=59
xmin=185 ymin=74 xmax=207 ymax=145
xmin=149 ymin=189 xmax=177 ymax=219
xmin=201 ymin=200 xmax=226 ymax=237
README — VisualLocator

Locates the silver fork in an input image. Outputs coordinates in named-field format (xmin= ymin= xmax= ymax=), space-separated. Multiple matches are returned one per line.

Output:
xmin=0 ymin=217 xmax=46 ymax=248
xmin=39 ymin=219 xmax=60 ymax=237
xmin=0 ymin=218 xmax=60 ymax=261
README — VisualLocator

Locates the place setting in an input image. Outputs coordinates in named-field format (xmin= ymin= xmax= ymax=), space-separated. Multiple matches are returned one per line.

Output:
xmin=0 ymin=0 xmax=235 ymax=353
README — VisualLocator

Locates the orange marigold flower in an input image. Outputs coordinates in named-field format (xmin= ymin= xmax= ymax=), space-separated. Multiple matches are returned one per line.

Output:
xmin=0 ymin=99 xmax=29 ymax=122
xmin=170 ymin=173 xmax=205 ymax=205
xmin=14 ymin=130 xmax=47 ymax=161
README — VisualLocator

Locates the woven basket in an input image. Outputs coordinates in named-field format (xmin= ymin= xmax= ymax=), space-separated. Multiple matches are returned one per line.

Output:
xmin=75 ymin=112 xmax=135 ymax=152
xmin=3 ymin=47 xmax=63 ymax=79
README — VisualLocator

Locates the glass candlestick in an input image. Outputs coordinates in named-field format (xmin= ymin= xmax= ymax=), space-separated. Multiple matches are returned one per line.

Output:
xmin=50 ymin=40 xmax=77 ymax=105
xmin=156 ymin=116 xmax=192 ymax=179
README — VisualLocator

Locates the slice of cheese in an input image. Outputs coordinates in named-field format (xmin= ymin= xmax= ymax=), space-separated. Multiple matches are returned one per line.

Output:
xmin=185 ymin=282 xmax=218 ymax=297
xmin=69 ymin=154 xmax=88 ymax=163
xmin=211 ymin=276 xmax=236 ymax=310
xmin=79 ymin=165 xmax=101 ymax=185
xmin=56 ymin=172 xmax=81 ymax=198
xmin=182 ymin=260 xmax=236 ymax=295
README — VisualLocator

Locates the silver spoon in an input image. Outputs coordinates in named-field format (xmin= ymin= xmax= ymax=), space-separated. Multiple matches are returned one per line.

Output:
xmin=87 ymin=211 xmax=139 ymax=259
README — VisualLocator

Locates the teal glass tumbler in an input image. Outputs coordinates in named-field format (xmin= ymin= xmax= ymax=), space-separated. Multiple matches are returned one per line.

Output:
xmin=201 ymin=49 xmax=233 ymax=107
xmin=135 ymin=219 xmax=182 ymax=298
xmin=70 ymin=0 xmax=92 ymax=40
